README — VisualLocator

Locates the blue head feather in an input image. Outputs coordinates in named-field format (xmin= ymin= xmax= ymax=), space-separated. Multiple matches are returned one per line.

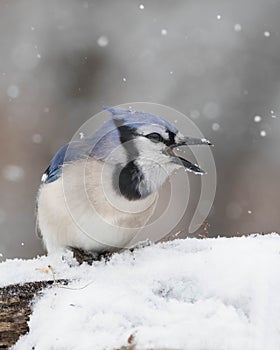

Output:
xmin=42 ymin=106 xmax=178 ymax=183
xmin=103 ymin=106 xmax=178 ymax=134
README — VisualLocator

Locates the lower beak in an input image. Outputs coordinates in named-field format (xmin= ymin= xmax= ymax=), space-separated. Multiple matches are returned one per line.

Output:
xmin=171 ymin=156 xmax=205 ymax=174
xmin=169 ymin=135 xmax=212 ymax=175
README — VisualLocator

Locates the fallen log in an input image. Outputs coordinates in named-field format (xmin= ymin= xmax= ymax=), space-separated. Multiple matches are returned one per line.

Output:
xmin=0 ymin=279 xmax=69 ymax=349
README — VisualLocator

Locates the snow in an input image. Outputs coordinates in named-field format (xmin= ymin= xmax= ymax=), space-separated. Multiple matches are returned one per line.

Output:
xmin=270 ymin=110 xmax=277 ymax=118
xmin=7 ymin=85 xmax=20 ymax=99
xmin=97 ymin=36 xmax=109 ymax=47
xmin=234 ymin=24 xmax=242 ymax=32
xmin=254 ymin=115 xmax=262 ymax=123
xmin=260 ymin=130 xmax=267 ymax=137
xmin=32 ymin=134 xmax=43 ymax=144
xmin=2 ymin=164 xmax=24 ymax=182
xmin=212 ymin=122 xmax=220 ymax=131
xmin=1 ymin=234 xmax=280 ymax=350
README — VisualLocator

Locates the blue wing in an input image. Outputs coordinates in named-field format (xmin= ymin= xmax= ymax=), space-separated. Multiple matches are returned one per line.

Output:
xmin=41 ymin=117 xmax=124 ymax=184
xmin=42 ymin=144 xmax=67 ymax=183
xmin=41 ymin=140 xmax=93 ymax=184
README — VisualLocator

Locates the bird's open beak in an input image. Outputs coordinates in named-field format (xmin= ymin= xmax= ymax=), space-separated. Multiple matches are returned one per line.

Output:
xmin=168 ymin=133 xmax=212 ymax=175
xmin=173 ymin=134 xmax=212 ymax=147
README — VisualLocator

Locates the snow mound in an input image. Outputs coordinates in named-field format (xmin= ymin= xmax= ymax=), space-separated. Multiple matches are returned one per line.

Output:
xmin=1 ymin=234 xmax=280 ymax=350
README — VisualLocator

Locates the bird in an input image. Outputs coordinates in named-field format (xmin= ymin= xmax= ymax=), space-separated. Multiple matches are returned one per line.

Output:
xmin=36 ymin=106 xmax=211 ymax=261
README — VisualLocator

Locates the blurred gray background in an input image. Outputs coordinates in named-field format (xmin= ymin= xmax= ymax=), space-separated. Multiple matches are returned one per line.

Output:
xmin=1 ymin=0 xmax=280 ymax=259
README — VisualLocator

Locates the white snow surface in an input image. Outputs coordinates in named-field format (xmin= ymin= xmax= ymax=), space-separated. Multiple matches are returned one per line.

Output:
xmin=1 ymin=234 xmax=280 ymax=350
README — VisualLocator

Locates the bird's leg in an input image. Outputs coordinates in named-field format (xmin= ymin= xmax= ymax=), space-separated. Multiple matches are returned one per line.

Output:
xmin=70 ymin=247 xmax=99 ymax=265
xmin=69 ymin=247 xmax=115 ymax=265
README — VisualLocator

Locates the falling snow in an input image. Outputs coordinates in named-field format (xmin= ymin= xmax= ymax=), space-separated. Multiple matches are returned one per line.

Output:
xmin=212 ymin=122 xmax=220 ymax=131
xmin=254 ymin=115 xmax=262 ymax=123
xmin=270 ymin=110 xmax=277 ymax=118
xmin=260 ymin=130 xmax=267 ymax=137
xmin=264 ymin=31 xmax=271 ymax=37
xmin=32 ymin=134 xmax=43 ymax=144
xmin=7 ymin=85 xmax=20 ymax=99
xmin=2 ymin=165 xmax=24 ymax=182
xmin=161 ymin=28 xmax=167 ymax=36
xmin=97 ymin=36 xmax=109 ymax=47
xmin=234 ymin=23 xmax=242 ymax=32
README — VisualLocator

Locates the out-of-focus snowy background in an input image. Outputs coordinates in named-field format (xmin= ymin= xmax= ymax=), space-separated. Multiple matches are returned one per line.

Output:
xmin=1 ymin=0 xmax=280 ymax=259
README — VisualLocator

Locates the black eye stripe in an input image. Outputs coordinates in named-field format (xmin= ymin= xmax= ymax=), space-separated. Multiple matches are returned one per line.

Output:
xmin=144 ymin=131 xmax=176 ymax=145
xmin=168 ymin=131 xmax=175 ymax=145
xmin=146 ymin=132 xmax=163 ymax=143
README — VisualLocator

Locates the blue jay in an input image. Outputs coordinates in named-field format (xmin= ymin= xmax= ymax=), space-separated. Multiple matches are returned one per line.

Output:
xmin=37 ymin=106 xmax=211 ymax=260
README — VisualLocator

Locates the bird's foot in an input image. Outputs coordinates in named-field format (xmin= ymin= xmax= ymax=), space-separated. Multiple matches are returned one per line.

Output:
xmin=69 ymin=247 xmax=114 ymax=265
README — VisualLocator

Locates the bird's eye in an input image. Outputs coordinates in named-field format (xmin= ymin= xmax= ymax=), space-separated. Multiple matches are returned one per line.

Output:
xmin=146 ymin=133 xmax=163 ymax=143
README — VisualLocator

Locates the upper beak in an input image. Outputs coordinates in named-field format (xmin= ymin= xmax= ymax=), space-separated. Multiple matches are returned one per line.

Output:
xmin=169 ymin=133 xmax=212 ymax=175
xmin=171 ymin=134 xmax=212 ymax=147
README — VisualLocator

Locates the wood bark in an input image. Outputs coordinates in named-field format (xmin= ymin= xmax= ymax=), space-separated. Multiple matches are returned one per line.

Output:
xmin=0 ymin=280 xmax=68 ymax=349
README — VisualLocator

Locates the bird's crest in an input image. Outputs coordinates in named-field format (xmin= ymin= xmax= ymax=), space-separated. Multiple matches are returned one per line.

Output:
xmin=103 ymin=106 xmax=133 ymax=116
xmin=103 ymin=105 xmax=178 ymax=134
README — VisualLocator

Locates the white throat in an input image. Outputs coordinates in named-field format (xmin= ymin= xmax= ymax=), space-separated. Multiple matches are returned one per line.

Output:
xmin=136 ymin=151 xmax=178 ymax=195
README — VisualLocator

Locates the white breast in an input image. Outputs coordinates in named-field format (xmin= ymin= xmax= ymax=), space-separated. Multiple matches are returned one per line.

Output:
xmin=37 ymin=158 xmax=157 ymax=253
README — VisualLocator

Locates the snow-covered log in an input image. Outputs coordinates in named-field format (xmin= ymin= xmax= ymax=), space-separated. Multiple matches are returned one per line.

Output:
xmin=0 ymin=280 xmax=68 ymax=348
xmin=1 ymin=234 xmax=280 ymax=350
